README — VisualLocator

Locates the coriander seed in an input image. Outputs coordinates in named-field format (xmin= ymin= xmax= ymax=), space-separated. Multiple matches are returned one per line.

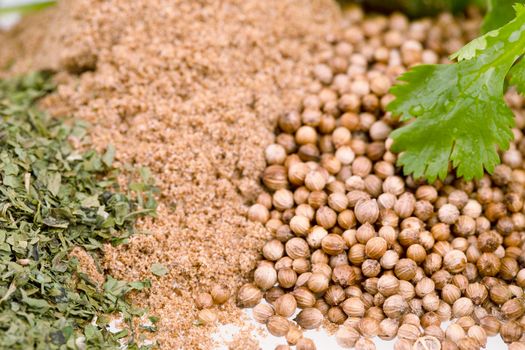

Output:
xmin=509 ymin=343 xmax=525 ymax=350
xmin=383 ymin=295 xmax=408 ymax=319
xmin=211 ymin=285 xmax=230 ymax=304
xmin=467 ymin=325 xmax=487 ymax=348
xmin=314 ymin=298 xmax=330 ymax=316
xmin=289 ymin=216 xmax=311 ymax=236
xmin=195 ymin=292 xmax=214 ymax=309
xmin=365 ymin=236 xmax=387 ymax=259
xmin=305 ymin=171 xmax=326 ymax=191
xmin=355 ymin=199 xmax=380 ymax=224
xmin=442 ymin=340 xmax=459 ymax=350
xmin=336 ymin=326 xmax=360 ymax=348
xmin=238 ymin=283 xmax=263 ymax=308
xmin=407 ymin=244 xmax=426 ymax=264
xmin=421 ymin=312 xmax=440 ymax=328
xmin=263 ymin=165 xmax=288 ymax=190
xmin=465 ymin=283 xmax=488 ymax=305
xmin=436 ymin=301 xmax=452 ymax=322
xmin=501 ymin=321 xmax=523 ymax=343
xmin=342 ymin=297 xmax=365 ymax=317
xmin=285 ymin=237 xmax=310 ymax=259
xmin=361 ymin=259 xmax=381 ymax=277
xmin=324 ymin=285 xmax=346 ymax=306
xmin=332 ymin=264 xmax=356 ymax=286
xmin=398 ymin=280 xmax=416 ymax=300
xmin=415 ymin=278 xmax=435 ymax=297
xmin=438 ymin=204 xmax=460 ymax=224
xmin=274 ymin=294 xmax=297 ymax=318
xmin=293 ymin=287 xmax=316 ymax=308
xmin=285 ymin=325 xmax=303 ymax=345
xmin=358 ymin=317 xmax=380 ymax=337
xmin=197 ymin=309 xmax=217 ymax=325
xmin=424 ymin=325 xmax=444 ymax=341
xmin=443 ymin=250 xmax=467 ymax=273
xmin=455 ymin=316 xmax=475 ymax=331
xmin=296 ymin=338 xmax=316 ymax=350
xmin=377 ymin=275 xmax=400 ymax=297
xmin=477 ymin=252 xmax=501 ymax=276
xmin=267 ymin=315 xmax=290 ymax=337
xmin=355 ymin=337 xmax=376 ymax=350
xmin=263 ymin=240 xmax=285 ymax=261
xmin=380 ymin=250 xmax=399 ymax=269
xmin=422 ymin=293 xmax=440 ymax=312
xmin=452 ymin=298 xmax=474 ymax=318
xmin=307 ymin=273 xmax=330 ymax=294
xmin=292 ymin=258 xmax=310 ymax=274
xmin=500 ymin=257 xmax=519 ymax=280
xmin=395 ymin=258 xmax=417 ymax=280
xmin=446 ymin=323 xmax=466 ymax=343
xmin=480 ymin=315 xmax=500 ymax=336
xmin=397 ymin=323 xmax=421 ymax=342
xmin=327 ymin=306 xmax=347 ymax=324
xmin=278 ymin=268 xmax=297 ymax=289
xmin=502 ymin=298 xmax=525 ymax=320
xmin=295 ymin=308 xmax=323 ymax=329
xmin=321 ymin=233 xmax=346 ymax=255
xmin=248 ymin=203 xmax=271 ymax=224
xmin=413 ymin=336 xmax=441 ymax=350
xmin=254 ymin=265 xmax=277 ymax=290
xmin=457 ymin=338 xmax=480 ymax=350
xmin=252 ymin=303 xmax=275 ymax=323
xmin=401 ymin=313 xmax=421 ymax=328
xmin=378 ymin=318 xmax=399 ymax=340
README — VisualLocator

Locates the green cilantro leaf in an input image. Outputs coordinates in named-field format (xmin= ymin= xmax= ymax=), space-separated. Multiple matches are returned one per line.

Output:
xmin=481 ymin=0 xmax=525 ymax=33
xmin=449 ymin=30 xmax=497 ymax=61
xmin=509 ymin=58 xmax=525 ymax=93
xmin=388 ymin=5 xmax=525 ymax=182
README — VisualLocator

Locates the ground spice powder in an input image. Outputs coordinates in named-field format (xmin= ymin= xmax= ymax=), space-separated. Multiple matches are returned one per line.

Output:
xmin=1 ymin=1 xmax=340 ymax=348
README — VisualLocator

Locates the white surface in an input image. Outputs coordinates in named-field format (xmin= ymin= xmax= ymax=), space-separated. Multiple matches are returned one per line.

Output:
xmin=0 ymin=0 xmax=49 ymax=6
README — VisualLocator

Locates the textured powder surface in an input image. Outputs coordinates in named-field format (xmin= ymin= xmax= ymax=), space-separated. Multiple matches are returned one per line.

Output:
xmin=1 ymin=1 xmax=341 ymax=348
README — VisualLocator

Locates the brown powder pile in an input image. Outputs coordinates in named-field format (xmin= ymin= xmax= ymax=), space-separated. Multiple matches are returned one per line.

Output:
xmin=1 ymin=0 xmax=341 ymax=348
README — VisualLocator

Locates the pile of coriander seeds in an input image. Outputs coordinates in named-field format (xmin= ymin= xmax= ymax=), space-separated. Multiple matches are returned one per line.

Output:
xmin=239 ymin=6 xmax=525 ymax=350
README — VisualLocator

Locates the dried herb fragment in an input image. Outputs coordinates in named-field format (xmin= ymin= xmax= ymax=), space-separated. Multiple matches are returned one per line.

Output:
xmin=0 ymin=72 xmax=157 ymax=349
xmin=150 ymin=263 xmax=168 ymax=277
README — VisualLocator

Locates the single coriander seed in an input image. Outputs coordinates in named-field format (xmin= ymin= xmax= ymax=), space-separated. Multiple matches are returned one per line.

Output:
xmin=195 ymin=292 xmax=214 ymax=309
xmin=197 ymin=309 xmax=217 ymax=325
xmin=295 ymin=308 xmax=323 ymax=329
xmin=267 ymin=315 xmax=290 ymax=337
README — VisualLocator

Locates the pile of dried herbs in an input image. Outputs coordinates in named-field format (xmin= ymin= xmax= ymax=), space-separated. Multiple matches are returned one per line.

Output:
xmin=0 ymin=72 xmax=157 ymax=349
